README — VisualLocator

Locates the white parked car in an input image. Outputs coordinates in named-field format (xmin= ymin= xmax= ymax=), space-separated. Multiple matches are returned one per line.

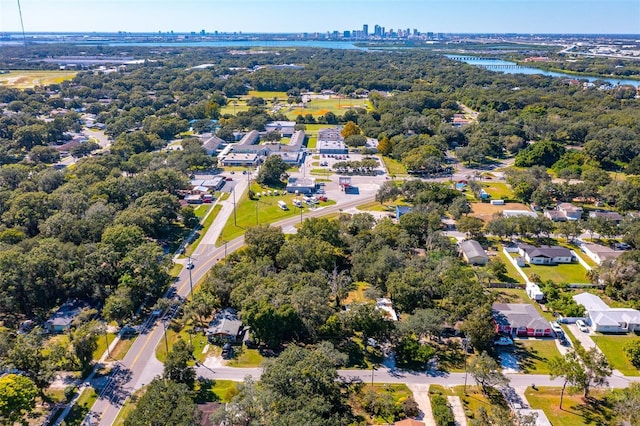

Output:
xmin=576 ymin=319 xmax=589 ymax=332
xmin=550 ymin=321 xmax=563 ymax=335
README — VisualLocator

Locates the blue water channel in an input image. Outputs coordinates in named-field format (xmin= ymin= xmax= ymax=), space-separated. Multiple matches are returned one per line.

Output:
xmin=446 ymin=55 xmax=640 ymax=87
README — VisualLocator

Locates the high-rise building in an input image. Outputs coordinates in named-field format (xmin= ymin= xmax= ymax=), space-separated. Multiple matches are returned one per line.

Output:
xmin=363 ymin=24 xmax=369 ymax=37
xmin=374 ymin=25 xmax=382 ymax=37
xmin=343 ymin=30 xmax=351 ymax=38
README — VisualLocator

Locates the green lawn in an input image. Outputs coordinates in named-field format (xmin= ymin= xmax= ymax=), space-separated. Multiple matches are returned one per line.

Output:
xmin=169 ymin=263 xmax=184 ymax=278
xmin=92 ymin=332 xmax=116 ymax=361
xmin=594 ymin=334 xmax=640 ymax=376
xmin=492 ymin=288 xmax=528 ymax=304
xmin=247 ymin=90 xmax=289 ymax=99
xmin=112 ymin=388 xmax=144 ymax=426
xmin=195 ymin=379 xmax=239 ymax=403
xmin=110 ymin=336 xmax=136 ymax=360
xmin=61 ymin=388 xmax=98 ymax=426
xmin=226 ymin=347 xmax=265 ymax=367
xmin=478 ymin=182 xmax=514 ymax=201
xmin=432 ymin=385 xmax=509 ymax=422
xmin=184 ymin=204 xmax=222 ymax=257
xmin=351 ymin=384 xmax=413 ymax=424
xmin=381 ymin=157 xmax=408 ymax=176
xmin=156 ymin=325 xmax=214 ymax=363
xmin=0 ymin=70 xmax=77 ymax=88
xmin=525 ymin=387 xmax=613 ymax=426
xmin=356 ymin=200 xmax=397 ymax=212
xmin=344 ymin=281 xmax=374 ymax=305
xmin=525 ymin=262 xmax=590 ymax=284
xmin=513 ymin=339 xmax=562 ymax=374
xmin=216 ymin=183 xmax=335 ymax=245
xmin=307 ymin=135 xmax=318 ymax=149
xmin=496 ymin=252 xmax=526 ymax=283
xmin=194 ymin=204 xmax=211 ymax=219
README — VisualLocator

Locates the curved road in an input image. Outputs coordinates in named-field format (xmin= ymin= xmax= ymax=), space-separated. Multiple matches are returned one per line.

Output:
xmin=88 ymin=194 xmax=376 ymax=426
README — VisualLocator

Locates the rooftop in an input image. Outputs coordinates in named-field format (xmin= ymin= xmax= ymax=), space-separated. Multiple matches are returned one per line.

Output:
xmin=459 ymin=239 xmax=487 ymax=259
xmin=493 ymin=303 xmax=549 ymax=331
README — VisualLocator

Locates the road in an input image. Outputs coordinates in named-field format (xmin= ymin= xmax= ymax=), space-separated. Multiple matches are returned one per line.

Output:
xmin=88 ymin=190 xmax=378 ymax=426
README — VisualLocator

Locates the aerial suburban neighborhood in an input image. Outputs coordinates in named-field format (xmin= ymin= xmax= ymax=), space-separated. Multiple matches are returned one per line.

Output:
xmin=1 ymin=8 xmax=640 ymax=426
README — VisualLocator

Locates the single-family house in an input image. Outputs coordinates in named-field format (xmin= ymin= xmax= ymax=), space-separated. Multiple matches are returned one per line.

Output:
xmin=589 ymin=211 xmax=624 ymax=224
xmin=557 ymin=203 xmax=583 ymax=221
xmin=518 ymin=244 xmax=575 ymax=265
xmin=201 ymin=135 xmax=225 ymax=155
xmin=206 ymin=308 xmax=245 ymax=342
xmin=543 ymin=210 xmax=567 ymax=222
xmin=580 ymin=243 xmax=623 ymax=265
xmin=459 ymin=239 xmax=489 ymax=266
xmin=45 ymin=301 xmax=87 ymax=333
xmin=493 ymin=303 xmax=553 ymax=337
xmin=573 ymin=292 xmax=640 ymax=333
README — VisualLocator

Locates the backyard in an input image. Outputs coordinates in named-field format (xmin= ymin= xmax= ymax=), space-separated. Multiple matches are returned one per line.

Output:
xmin=525 ymin=262 xmax=590 ymax=284
xmin=525 ymin=387 xmax=613 ymax=426
xmin=511 ymin=339 xmax=562 ymax=374
xmin=477 ymin=182 xmax=515 ymax=201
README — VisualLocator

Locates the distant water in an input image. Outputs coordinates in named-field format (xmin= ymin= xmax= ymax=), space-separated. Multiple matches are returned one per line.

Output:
xmin=447 ymin=55 xmax=640 ymax=87
xmin=100 ymin=40 xmax=365 ymax=50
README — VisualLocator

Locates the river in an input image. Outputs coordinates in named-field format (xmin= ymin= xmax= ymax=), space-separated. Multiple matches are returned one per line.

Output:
xmin=446 ymin=55 xmax=640 ymax=87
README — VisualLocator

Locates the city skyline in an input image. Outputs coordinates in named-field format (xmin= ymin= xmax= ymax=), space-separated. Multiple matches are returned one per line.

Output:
xmin=1 ymin=0 xmax=639 ymax=35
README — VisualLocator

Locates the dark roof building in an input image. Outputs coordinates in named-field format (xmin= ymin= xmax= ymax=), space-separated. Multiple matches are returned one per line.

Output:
xmin=459 ymin=239 xmax=489 ymax=265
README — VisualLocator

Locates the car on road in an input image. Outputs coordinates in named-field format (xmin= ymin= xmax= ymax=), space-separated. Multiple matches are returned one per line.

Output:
xmin=121 ymin=325 xmax=139 ymax=336
xmin=550 ymin=321 xmax=563 ymax=335
xmin=576 ymin=319 xmax=589 ymax=332
xmin=186 ymin=261 xmax=194 ymax=270
xmin=225 ymin=177 xmax=233 ymax=181
xmin=494 ymin=336 xmax=514 ymax=346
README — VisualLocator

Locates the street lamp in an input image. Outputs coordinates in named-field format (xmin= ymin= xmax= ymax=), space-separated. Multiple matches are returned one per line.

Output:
xmin=299 ymin=204 xmax=303 ymax=223
xmin=162 ymin=320 xmax=169 ymax=354
xmin=232 ymin=187 xmax=237 ymax=226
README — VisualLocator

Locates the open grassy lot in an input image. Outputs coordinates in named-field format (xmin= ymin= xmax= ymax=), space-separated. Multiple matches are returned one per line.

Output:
xmin=594 ymin=333 xmax=640 ymax=376
xmin=215 ymin=182 xmax=335 ymax=245
xmin=381 ymin=157 xmax=408 ymax=176
xmin=432 ymin=385 xmax=509 ymax=423
xmin=156 ymin=324 xmax=214 ymax=363
xmin=0 ymin=70 xmax=77 ymax=88
xmin=469 ymin=202 xmax=532 ymax=221
xmin=477 ymin=182 xmax=514 ymax=200
xmin=110 ymin=336 xmax=136 ymax=361
xmin=524 ymin=262 xmax=590 ymax=284
xmin=513 ymin=339 xmax=561 ymax=374
xmin=525 ymin=387 xmax=613 ymax=426
xmin=344 ymin=282 xmax=374 ymax=305
xmin=247 ymin=90 xmax=289 ymax=99
xmin=226 ymin=347 xmax=264 ymax=368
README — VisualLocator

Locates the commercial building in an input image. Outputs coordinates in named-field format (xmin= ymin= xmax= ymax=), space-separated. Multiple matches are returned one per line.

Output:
xmin=265 ymin=121 xmax=296 ymax=136
xmin=317 ymin=128 xmax=348 ymax=154
xmin=220 ymin=153 xmax=260 ymax=167
xmin=286 ymin=177 xmax=317 ymax=194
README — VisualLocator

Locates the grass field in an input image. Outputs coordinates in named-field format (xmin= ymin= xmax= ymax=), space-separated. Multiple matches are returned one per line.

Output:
xmin=525 ymin=387 xmax=613 ymax=426
xmin=525 ymin=262 xmax=589 ymax=284
xmin=0 ymin=70 xmax=77 ymax=88
xmin=344 ymin=282 xmax=374 ymax=305
xmin=155 ymin=325 xmax=214 ymax=363
xmin=350 ymin=384 xmax=413 ymax=424
xmin=432 ymin=385 xmax=509 ymax=422
xmin=594 ymin=334 xmax=640 ymax=376
xmin=215 ymin=182 xmax=335 ymax=245
xmin=492 ymin=288 xmax=528 ymax=303
xmin=513 ymin=339 xmax=562 ymax=374
xmin=110 ymin=336 xmax=136 ymax=361
xmin=381 ymin=157 xmax=408 ymax=176
xmin=195 ymin=379 xmax=239 ymax=403
xmin=92 ymin=332 xmax=116 ymax=361
xmin=478 ymin=182 xmax=514 ymax=201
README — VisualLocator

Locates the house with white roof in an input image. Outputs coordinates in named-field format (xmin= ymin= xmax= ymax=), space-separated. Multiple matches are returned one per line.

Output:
xmin=573 ymin=292 xmax=640 ymax=333
xmin=518 ymin=243 xmax=576 ymax=265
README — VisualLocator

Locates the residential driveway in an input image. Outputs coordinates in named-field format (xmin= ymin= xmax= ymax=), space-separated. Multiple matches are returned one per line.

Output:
xmin=406 ymin=384 xmax=436 ymax=425
xmin=566 ymin=323 xmax=597 ymax=351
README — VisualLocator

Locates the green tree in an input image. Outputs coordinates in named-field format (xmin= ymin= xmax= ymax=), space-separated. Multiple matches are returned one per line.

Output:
xmin=467 ymin=351 xmax=508 ymax=394
xmin=377 ymin=136 xmax=393 ymax=155
xmin=611 ymin=382 xmax=640 ymax=426
xmin=624 ymin=340 xmax=640 ymax=368
xmin=375 ymin=180 xmax=400 ymax=206
xmin=548 ymin=350 xmax=586 ymax=409
xmin=244 ymin=225 xmax=285 ymax=261
xmin=124 ymin=378 xmax=199 ymax=426
xmin=0 ymin=374 xmax=38 ymax=425
xmin=164 ymin=339 xmax=195 ymax=389
xmin=457 ymin=216 xmax=485 ymax=239
xmin=460 ymin=305 xmax=496 ymax=352
xmin=102 ymin=287 xmax=135 ymax=326
xmin=256 ymin=155 xmax=288 ymax=186
xmin=71 ymin=321 xmax=101 ymax=372
xmin=344 ymin=134 xmax=367 ymax=147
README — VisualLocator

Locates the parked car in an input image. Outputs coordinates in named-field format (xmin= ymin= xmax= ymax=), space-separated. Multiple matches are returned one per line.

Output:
xmin=186 ymin=261 xmax=194 ymax=270
xmin=494 ymin=336 xmax=514 ymax=346
xmin=221 ymin=343 xmax=233 ymax=359
xmin=576 ymin=319 xmax=589 ymax=332
xmin=550 ymin=321 xmax=563 ymax=335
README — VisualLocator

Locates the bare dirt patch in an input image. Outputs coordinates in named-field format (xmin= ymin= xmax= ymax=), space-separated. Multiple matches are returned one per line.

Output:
xmin=470 ymin=202 xmax=531 ymax=221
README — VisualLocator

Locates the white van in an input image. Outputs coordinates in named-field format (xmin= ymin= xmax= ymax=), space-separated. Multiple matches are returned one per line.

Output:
xmin=278 ymin=200 xmax=288 ymax=211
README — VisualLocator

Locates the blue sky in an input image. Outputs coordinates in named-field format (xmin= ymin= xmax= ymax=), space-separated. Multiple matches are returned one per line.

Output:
xmin=1 ymin=0 xmax=638 ymax=34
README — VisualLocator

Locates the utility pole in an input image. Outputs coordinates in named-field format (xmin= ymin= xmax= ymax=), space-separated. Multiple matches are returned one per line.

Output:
xmin=104 ymin=328 xmax=111 ymax=359
xmin=463 ymin=338 xmax=469 ymax=394
xmin=255 ymin=201 xmax=259 ymax=225
xmin=163 ymin=321 xmax=169 ymax=354
xmin=300 ymin=205 xmax=303 ymax=223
